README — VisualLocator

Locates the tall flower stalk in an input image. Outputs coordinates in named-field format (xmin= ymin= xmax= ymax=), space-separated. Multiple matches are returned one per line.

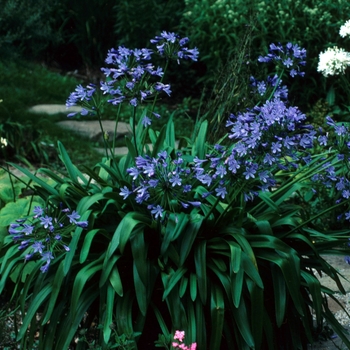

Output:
xmin=66 ymin=31 xmax=198 ymax=158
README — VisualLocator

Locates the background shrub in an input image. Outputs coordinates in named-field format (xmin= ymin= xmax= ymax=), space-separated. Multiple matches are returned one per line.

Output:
xmin=0 ymin=0 xmax=61 ymax=59
xmin=180 ymin=0 xmax=350 ymax=108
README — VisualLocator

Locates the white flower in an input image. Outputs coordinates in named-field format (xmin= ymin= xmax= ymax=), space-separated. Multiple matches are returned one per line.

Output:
xmin=317 ymin=46 xmax=350 ymax=77
xmin=0 ymin=137 xmax=7 ymax=148
xmin=340 ymin=19 xmax=350 ymax=38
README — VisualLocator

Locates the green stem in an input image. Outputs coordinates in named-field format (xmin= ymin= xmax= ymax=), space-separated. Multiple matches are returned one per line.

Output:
xmin=150 ymin=60 xmax=169 ymax=115
xmin=96 ymin=108 xmax=113 ymax=159
xmin=267 ymin=69 xmax=284 ymax=102
xmin=132 ymin=107 xmax=138 ymax=156
xmin=214 ymin=182 xmax=246 ymax=226
xmin=112 ymin=103 xmax=122 ymax=157
xmin=6 ymin=163 xmax=16 ymax=203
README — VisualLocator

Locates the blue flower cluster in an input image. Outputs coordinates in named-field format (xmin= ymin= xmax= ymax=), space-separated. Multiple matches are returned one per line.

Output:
xmin=120 ymin=151 xmax=202 ymax=220
xmin=150 ymin=31 xmax=199 ymax=63
xmin=258 ymin=42 xmax=307 ymax=77
xmin=250 ymin=74 xmax=288 ymax=100
xmin=118 ymin=40 xmax=350 ymax=220
xmin=310 ymin=116 xmax=350 ymax=204
xmin=8 ymin=206 xmax=88 ymax=272
xmin=66 ymin=31 xmax=198 ymax=119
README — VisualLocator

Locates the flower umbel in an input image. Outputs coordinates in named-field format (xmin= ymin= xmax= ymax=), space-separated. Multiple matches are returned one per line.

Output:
xmin=317 ymin=47 xmax=350 ymax=76
xmin=340 ymin=19 xmax=350 ymax=38
xmin=9 ymin=206 xmax=88 ymax=272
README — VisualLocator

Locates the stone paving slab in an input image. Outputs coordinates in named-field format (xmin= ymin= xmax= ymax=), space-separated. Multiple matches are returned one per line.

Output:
xmin=28 ymin=104 xmax=82 ymax=115
xmin=56 ymin=120 xmax=131 ymax=141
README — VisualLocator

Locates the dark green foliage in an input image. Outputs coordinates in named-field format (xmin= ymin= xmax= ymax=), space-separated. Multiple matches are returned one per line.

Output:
xmin=0 ymin=0 xmax=61 ymax=59
xmin=1 ymin=123 xmax=350 ymax=349
xmin=114 ymin=0 xmax=185 ymax=49
xmin=180 ymin=0 xmax=350 ymax=107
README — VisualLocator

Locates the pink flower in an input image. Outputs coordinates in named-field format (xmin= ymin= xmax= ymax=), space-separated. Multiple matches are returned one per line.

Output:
xmin=174 ymin=330 xmax=185 ymax=342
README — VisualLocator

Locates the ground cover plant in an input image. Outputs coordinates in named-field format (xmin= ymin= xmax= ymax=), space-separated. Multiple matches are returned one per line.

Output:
xmin=2 ymin=28 xmax=350 ymax=350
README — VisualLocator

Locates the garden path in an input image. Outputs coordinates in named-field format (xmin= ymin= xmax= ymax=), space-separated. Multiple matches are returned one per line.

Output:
xmin=28 ymin=104 xmax=350 ymax=349
xmin=29 ymin=103 xmax=132 ymax=155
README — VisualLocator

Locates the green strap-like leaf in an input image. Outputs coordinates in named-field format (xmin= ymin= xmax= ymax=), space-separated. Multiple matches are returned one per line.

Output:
xmin=41 ymin=260 xmax=65 ymax=324
xmin=70 ymin=256 xmax=104 ymax=314
xmin=271 ymin=264 xmax=286 ymax=327
xmin=57 ymin=141 xmax=88 ymax=184
xmin=255 ymin=250 xmax=303 ymax=316
xmin=80 ymin=228 xmax=106 ymax=264
xmin=63 ymin=210 xmax=92 ymax=275
xmin=179 ymin=275 xmax=188 ymax=298
xmin=301 ymin=270 xmax=322 ymax=322
xmin=242 ymin=254 xmax=264 ymax=289
xmin=161 ymin=212 xmax=189 ymax=256
xmin=151 ymin=125 xmax=167 ymax=157
xmin=192 ymin=120 xmax=208 ymax=159
xmin=56 ymin=287 xmax=99 ymax=350
xmin=209 ymin=285 xmax=226 ymax=350
xmin=109 ymin=266 xmax=123 ymax=296
xmin=105 ymin=211 xmax=150 ymax=259
xmin=8 ymin=162 xmax=59 ymax=197
xmin=165 ymin=114 xmax=175 ymax=148
xmin=99 ymin=253 xmax=119 ymax=287
xmin=103 ymin=284 xmax=116 ymax=344
xmin=194 ymin=241 xmax=207 ymax=304
xmin=190 ymin=272 xmax=197 ymax=301
xmin=17 ymin=283 xmax=52 ymax=341
xmin=246 ymin=279 xmax=264 ymax=350
xmin=162 ymin=266 xmax=188 ymax=300
xmin=231 ymin=266 xmax=244 ymax=308
xmin=133 ymin=261 xmax=148 ymax=316
xmin=116 ymin=292 xmax=135 ymax=336
xmin=179 ymin=213 xmax=203 ymax=266
xmin=77 ymin=193 xmax=106 ymax=213
xmin=232 ymin=297 xmax=255 ymax=348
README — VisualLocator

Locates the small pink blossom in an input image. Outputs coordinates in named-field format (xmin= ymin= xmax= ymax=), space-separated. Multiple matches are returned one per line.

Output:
xmin=174 ymin=330 xmax=185 ymax=342
xmin=172 ymin=330 xmax=197 ymax=350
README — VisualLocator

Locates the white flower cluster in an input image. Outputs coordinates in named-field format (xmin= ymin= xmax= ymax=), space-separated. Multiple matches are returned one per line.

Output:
xmin=0 ymin=137 xmax=7 ymax=148
xmin=340 ymin=19 xmax=350 ymax=38
xmin=317 ymin=46 xmax=350 ymax=76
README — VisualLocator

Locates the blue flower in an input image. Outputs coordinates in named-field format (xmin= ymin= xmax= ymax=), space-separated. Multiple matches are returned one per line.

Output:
xmin=33 ymin=206 xmax=44 ymax=217
xmin=155 ymin=82 xmax=172 ymax=96
xmin=169 ymin=174 xmax=182 ymax=187
xmin=40 ymin=215 xmax=53 ymax=229
xmin=130 ymin=98 xmax=138 ymax=107
xmin=32 ymin=241 xmax=45 ymax=254
xmin=67 ymin=210 xmax=81 ymax=224
xmin=22 ymin=224 xmax=34 ymax=235
xmin=120 ymin=186 xmax=132 ymax=199
xmin=141 ymin=116 xmax=152 ymax=127
xmin=76 ymin=221 xmax=89 ymax=228
xmin=150 ymin=205 xmax=164 ymax=219
xmin=243 ymin=163 xmax=258 ymax=180
xmin=215 ymin=186 xmax=227 ymax=199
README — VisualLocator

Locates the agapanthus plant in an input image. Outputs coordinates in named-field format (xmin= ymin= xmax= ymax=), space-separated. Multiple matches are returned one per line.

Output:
xmin=258 ymin=42 xmax=306 ymax=77
xmin=66 ymin=31 xmax=198 ymax=157
xmin=4 ymin=31 xmax=350 ymax=350
xmin=8 ymin=205 xmax=88 ymax=272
